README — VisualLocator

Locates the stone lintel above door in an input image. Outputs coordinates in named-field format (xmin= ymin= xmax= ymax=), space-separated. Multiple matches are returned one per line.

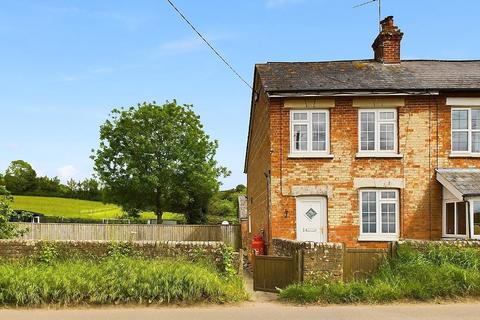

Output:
xmin=290 ymin=185 xmax=333 ymax=197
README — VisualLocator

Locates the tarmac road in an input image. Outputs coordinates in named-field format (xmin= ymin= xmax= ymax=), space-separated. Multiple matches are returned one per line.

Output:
xmin=1 ymin=302 xmax=480 ymax=320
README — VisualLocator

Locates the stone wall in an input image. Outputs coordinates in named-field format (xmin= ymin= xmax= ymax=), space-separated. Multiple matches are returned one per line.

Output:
xmin=272 ymin=238 xmax=344 ymax=282
xmin=0 ymin=240 xmax=239 ymax=272
xmin=399 ymin=239 xmax=480 ymax=250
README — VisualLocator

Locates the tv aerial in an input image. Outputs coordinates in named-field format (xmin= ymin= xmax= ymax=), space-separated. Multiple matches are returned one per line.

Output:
xmin=353 ymin=0 xmax=383 ymax=32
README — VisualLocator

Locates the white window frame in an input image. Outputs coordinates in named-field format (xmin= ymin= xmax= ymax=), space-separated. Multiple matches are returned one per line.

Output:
xmin=442 ymin=200 xmax=468 ymax=238
xmin=358 ymin=189 xmax=399 ymax=241
xmin=289 ymin=109 xmax=330 ymax=157
xmin=469 ymin=199 xmax=480 ymax=240
xmin=451 ymin=107 xmax=480 ymax=155
xmin=357 ymin=109 xmax=398 ymax=156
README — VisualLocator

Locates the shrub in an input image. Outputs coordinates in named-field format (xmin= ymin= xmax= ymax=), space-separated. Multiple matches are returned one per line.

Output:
xmin=0 ymin=257 xmax=247 ymax=306
xmin=220 ymin=246 xmax=237 ymax=278
xmin=280 ymin=243 xmax=480 ymax=304
xmin=37 ymin=243 xmax=59 ymax=264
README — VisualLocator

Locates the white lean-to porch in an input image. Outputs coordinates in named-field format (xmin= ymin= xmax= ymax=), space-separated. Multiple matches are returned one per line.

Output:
xmin=437 ymin=169 xmax=480 ymax=239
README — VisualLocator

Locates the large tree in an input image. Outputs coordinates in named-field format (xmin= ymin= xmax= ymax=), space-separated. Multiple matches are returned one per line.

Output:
xmin=0 ymin=186 xmax=24 ymax=238
xmin=92 ymin=101 xmax=228 ymax=223
xmin=4 ymin=160 xmax=37 ymax=194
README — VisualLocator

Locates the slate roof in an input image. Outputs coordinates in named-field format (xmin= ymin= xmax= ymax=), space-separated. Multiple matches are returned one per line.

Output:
xmin=256 ymin=60 xmax=480 ymax=93
xmin=436 ymin=169 xmax=480 ymax=198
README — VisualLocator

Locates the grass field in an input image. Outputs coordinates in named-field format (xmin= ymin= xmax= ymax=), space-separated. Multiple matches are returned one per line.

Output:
xmin=10 ymin=196 xmax=184 ymax=221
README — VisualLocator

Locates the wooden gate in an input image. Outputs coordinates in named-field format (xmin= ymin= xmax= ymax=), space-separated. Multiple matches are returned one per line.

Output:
xmin=343 ymin=247 xmax=392 ymax=281
xmin=253 ymin=254 xmax=301 ymax=292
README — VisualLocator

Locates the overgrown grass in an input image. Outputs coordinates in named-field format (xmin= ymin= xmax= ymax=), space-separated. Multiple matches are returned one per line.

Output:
xmin=0 ymin=257 xmax=247 ymax=306
xmin=280 ymin=243 xmax=480 ymax=304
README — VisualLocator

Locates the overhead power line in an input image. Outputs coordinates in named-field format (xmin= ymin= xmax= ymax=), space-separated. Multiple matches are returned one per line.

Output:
xmin=165 ymin=0 xmax=253 ymax=90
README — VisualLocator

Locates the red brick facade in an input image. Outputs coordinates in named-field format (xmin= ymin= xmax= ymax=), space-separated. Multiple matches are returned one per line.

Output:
xmin=245 ymin=93 xmax=480 ymax=251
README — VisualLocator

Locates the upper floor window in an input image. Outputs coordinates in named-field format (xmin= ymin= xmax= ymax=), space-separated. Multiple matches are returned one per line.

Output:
xmin=451 ymin=108 xmax=480 ymax=154
xmin=359 ymin=189 xmax=399 ymax=241
xmin=358 ymin=109 xmax=397 ymax=154
xmin=290 ymin=110 xmax=329 ymax=156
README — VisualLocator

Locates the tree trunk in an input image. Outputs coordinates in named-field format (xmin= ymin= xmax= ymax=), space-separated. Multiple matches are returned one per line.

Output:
xmin=155 ymin=188 xmax=163 ymax=224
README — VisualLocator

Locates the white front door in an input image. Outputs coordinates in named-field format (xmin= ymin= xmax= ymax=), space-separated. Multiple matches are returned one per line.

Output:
xmin=296 ymin=196 xmax=327 ymax=242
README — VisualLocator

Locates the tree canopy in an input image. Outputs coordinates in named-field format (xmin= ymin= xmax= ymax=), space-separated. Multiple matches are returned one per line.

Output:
xmin=4 ymin=160 xmax=37 ymax=194
xmin=0 ymin=186 xmax=24 ymax=239
xmin=2 ymin=160 xmax=102 ymax=201
xmin=92 ymin=101 xmax=229 ymax=223
xmin=208 ymin=184 xmax=246 ymax=220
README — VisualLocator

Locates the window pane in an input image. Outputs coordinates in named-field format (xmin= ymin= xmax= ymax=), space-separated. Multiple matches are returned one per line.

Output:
xmin=452 ymin=132 xmax=469 ymax=151
xmin=312 ymin=112 xmax=326 ymax=151
xmin=379 ymin=111 xmax=395 ymax=120
xmin=456 ymin=202 xmax=467 ymax=235
xmin=472 ymin=132 xmax=480 ymax=153
xmin=381 ymin=191 xmax=396 ymax=199
xmin=293 ymin=124 xmax=308 ymax=151
xmin=472 ymin=110 xmax=480 ymax=130
xmin=452 ymin=110 xmax=468 ymax=130
xmin=379 ymin=123 xmax=395 ymax=151
xmin=360 ymin=112 xmax=375 ymax=151
xmin=361 ymin=192 xmax=376 ymax=233
xmin=474 ymin=202 xmax=480 ymax=236
xmin=381 ymin=203 xmax=396 ymax=233
xmin=446 ymin=203 xmax=455 ymax=235
xmin=293 ymin=113 xmax=307 ymax=121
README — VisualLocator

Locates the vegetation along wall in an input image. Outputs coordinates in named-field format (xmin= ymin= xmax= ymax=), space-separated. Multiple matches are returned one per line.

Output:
xmin=0 ymin=240 xmax=240 ymax=272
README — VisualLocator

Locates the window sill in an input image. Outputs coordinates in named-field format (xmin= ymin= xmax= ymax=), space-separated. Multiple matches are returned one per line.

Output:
xmin=449 ymin=153 xmax=480 ymax=158
xmin=358 ymin=235 xmax=399 ymax=242
xmin=288 ymin=153 xmax=334 ymax=159
xmin=442 ymin=235 xmax=468 ymax=239
xmin=356 ymin=153 xmax=403 ymax=159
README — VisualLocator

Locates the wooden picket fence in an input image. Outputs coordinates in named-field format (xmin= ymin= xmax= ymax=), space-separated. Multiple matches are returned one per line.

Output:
xmin=15 ymin=223 xmax=241 ymax=249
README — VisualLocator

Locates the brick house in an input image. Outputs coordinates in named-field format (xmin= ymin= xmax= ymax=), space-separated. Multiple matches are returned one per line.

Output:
xmin=244 ymin=16 xmax=480 ymax=251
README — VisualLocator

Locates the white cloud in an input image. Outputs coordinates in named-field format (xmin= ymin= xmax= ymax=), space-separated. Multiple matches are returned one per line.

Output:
xmin=57 ymin=165 xmax=78 ymax=181
xmin=265 ymin=0 xmax=305 ymax=8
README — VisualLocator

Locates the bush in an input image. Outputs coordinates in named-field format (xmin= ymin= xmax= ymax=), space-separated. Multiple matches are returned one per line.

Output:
xmin=0 ymin=257 xmax=247 ymax=306
xmin=280 ymin=243 xmax=480 ymax=304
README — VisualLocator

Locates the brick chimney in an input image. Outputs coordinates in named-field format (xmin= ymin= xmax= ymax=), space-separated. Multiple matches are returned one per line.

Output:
xmin=372 ymin=16 xmax=404 ymax=64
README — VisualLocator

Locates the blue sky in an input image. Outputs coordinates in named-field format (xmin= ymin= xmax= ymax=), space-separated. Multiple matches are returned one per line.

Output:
xmin=1 ymin=0 xmax=479 ymax=189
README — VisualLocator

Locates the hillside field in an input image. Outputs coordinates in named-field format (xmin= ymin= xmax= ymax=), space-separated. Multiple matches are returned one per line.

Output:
xmin=10 ymin=196 xmax=184 ymax=221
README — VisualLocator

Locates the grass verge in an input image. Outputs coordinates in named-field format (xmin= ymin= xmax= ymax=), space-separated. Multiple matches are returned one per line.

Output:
xmin=280 ymin=243 xmax=480 ymax=304
xmin=0 ymin=257 xmax=247 ymax=306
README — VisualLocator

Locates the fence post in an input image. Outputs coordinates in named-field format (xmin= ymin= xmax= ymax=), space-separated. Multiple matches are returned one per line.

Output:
xmin=342 ymin=242 xmax=347 ymax=282
xmin=296 ymin=248 xmax=304 ymax=283
xmin=238 ymin=248 xmax=244 ymax=276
